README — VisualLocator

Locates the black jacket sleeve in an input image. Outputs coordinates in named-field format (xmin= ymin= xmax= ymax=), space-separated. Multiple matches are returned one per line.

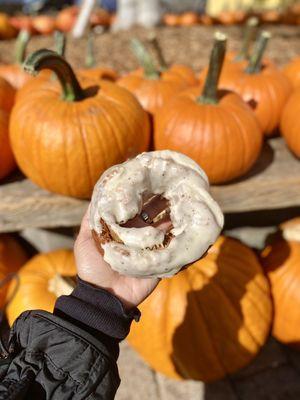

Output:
xmin=0 ymin=278 xmax=140 ymax=400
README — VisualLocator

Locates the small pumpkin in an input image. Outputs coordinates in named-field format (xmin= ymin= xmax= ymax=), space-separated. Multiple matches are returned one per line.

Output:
xmin=90 ymin=8 xmax=111 ymax=27
xmin=6 ymin=249 xmax=76 ymax=326
xmin=163 ymin=13 xmax=180 ymax=27
xmin=128 ymin=236 xmax=272 ymax=382
xmin=0 ymin=29 xmax=31 ymax=89
xmin=118 ymin=39 xmax=194 ymax=116
xmin=280 ymin=89 xmax=300 ymax=157
xmin=10 ymin=49 xmax=150 ymax=198
xmin=219 ymin=31 xmax=292 ymax=136
xmin=179 ymin=12 xmax=199 ymax=26
xmin=261 ymin=218 xmax=300 ymax=348
xmin=282 ymin=57 xmax=300 ymax=89
xmin=155 ymin=32 xmax=263 ymax=184
xmin=0 ymin=13 xmax=17 ymax=39
xmin=56 ymin=6 xmax=79 ymax=32
xmin=9 ymin=15 xmax=35 ymax=34
xmin=32 ymin=15 xmax=56 ymax=35
xmin=0 ymin=234 xmax=27 ymax=309
xmin=0 ymin=110 xmax=16 ymax=180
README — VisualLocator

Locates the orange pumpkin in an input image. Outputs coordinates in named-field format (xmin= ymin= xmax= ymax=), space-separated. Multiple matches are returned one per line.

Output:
xmin=0 ymin=234 xmax=27 ymax=309
xmin=0 ymin=110 xmax=16 ymax=180
xmin=56 ymin=6 xmax=78 ymax=32
xmin=261 ymin=218 xmax=300 ymax=348
xmin=90 ymin=8 xmax=111 ymax=27
xmin=128 ymin=236 xmax=272 ymax=382
xmin=282 ymin=57 xmax=300 ymax=89
xmin=0 ymin=29 xmax=32 ymax=89
xmin=10 ymin=49 xmax=150 ymax=198
xmin=179 ymin=12 xmax=199 ymax=26
xmin=0 ymin=13 xmax=17 ymax=39
xmin=118 ymin=39 xmax=194 ymax=116
xmin=32 ymin=15 xmax=56 ymax=35
xmin=9 ymin=15 xmax=35 ymax=34
xmin=280 ymin=89 xmax=300 ymax=157
xmin=6 ymin=249 xmax=76 ymax=326
xmin=219 ymin=31 xmax=292 ymax=136
xmin=163 ymin=13 xmax=180 ymax=26
xmin=155 ymin=33 xmax=262 ymax=184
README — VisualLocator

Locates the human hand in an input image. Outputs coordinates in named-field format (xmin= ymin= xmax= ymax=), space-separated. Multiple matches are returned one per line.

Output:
xmin=74 ymin=197 xmax=171 ymax=310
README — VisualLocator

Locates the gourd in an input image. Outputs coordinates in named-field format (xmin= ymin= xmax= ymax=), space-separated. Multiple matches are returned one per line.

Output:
xmin=155 ymin=33 xmax=263 ymax=184
xmin=261 ymin=218 xmax=300 ymax=348
xmin=280 ymin=89 xmax=300 ymax=157
xmin=128 ymin=236 xmax=272 ymax=382
xmin=6 ymin=250 xmax=76 ymax=326
xmin=0 ymin=234 xmax=27 ymax=309
xmin=10 ymin=50 xmax=150 ymax=198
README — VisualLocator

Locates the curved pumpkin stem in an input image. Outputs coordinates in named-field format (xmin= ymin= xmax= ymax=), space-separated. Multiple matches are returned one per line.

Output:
xmin=235 ymin=17 xmax=258 ymax=62
xmin=85 ymin=30 xmax=96 ymax=68
xmin=198 ymin=32 xmax=227 ymax=105
xmin=54 ymin=30 xmax=66 ymax=57
xmin=246 ymin=31 xmax=271 ymax=74
xmin=147 ymin=33 xmax=168 ymax=71
xmin=15 ymin=29 xmax=31 ymax=65
xmin=130 ymin=38 xmax=160 ymax=80
xmin=23 ymin=49 xmax=85 ymax=102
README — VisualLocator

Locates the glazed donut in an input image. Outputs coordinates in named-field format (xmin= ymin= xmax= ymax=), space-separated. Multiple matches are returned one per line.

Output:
xmin=90 ymin=150 xmax=224 ymax=278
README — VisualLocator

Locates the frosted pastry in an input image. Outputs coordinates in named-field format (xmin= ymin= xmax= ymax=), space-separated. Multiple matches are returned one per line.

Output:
xmin=90 ymin=150 xmax=224 ymax=278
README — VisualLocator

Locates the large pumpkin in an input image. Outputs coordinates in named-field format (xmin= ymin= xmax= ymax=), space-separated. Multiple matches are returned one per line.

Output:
xmin=0 ymin=29 xmax=32 ymax=89
xmin=219 ymin=31 xmax=292 ymax=136
xmin=280 ymin=89 xmax=300 ymax=157
xmin=282 ymin=57 xmax=300 ymax=89
xmin=0 ymin=110 xmax=16 ymax=180
xmin=10 ymin=49 xmax=150 ymax=198
xmin=0 ymin=234 xmax=27 ymax=309
xmin=6 ymin=249 xmax=76 ymax=326
xmin=261 ymin=218 xmax=300 ymax=348
xmin=128 ymin=236 xmax=272 ymax=382
xmin=118 ymin=39 xmax=193 ymax=116
xmin=155 ymin=33 xmax=263 ymax=184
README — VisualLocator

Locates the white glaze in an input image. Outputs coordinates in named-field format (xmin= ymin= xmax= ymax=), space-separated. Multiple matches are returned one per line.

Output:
xmin=90 ymin=150 xmax=224 ymax=278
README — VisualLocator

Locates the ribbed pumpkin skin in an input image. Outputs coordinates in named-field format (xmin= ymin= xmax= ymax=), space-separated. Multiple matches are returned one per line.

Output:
xmin=0 ymin=65 xmax=32 ymax=89
xmin=0 ymin=77 xmax=15 ymax=113
xmin=128 ymin=236 xmax=272 ymax=382
xmin=118 ymin=69 xmax=189 ymax=116
xmin=154 ymin=87 xmax=262 ymax=184
xmin=283 ymin=57 xmax=300 ymax=89
xmin=6 ymin=249 xmax=76 ymax=326
xmin=0 ymin=234 xmax=27 ymax=309
xmin=280 ymin=89 xmax=300 ymax=157
xmin=0 ymin=110 xmax=15 ymax=180
xmin=261 ymin=237 xmax=300 ymax=347
xmin=220 ymin=68 xmax=292 ymax=136
xmin=10 ymin=79 xmax=150 ymax=198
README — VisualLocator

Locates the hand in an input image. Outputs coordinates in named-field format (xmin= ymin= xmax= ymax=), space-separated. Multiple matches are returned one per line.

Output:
xmin=74 ymin=198 xmax=170 ymax=310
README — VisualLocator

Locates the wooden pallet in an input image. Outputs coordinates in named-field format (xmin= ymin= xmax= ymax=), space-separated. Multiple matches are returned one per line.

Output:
xmin=0 ymin=137 xmax=299 ymax=233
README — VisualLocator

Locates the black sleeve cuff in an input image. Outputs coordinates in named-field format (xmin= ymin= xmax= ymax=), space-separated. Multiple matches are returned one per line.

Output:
xmin=54 ymin=277 xmax=140 ymax=342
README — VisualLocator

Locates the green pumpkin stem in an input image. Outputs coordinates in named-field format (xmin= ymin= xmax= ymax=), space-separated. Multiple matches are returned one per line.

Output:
xmin=85 ymin=30 xmax=96 ymax=68
xmin=23 ymin=49 xmax=85 ymax=102
xmin=54 ymin=30 xmax=66 ymax=57
xmin=198 ymin=32 xmax=227 ymax=105
xmin=235 ymin=17 xmax=258 ymax=61
xmin=147 ymin=33 xmax=168 ymax=71
xmin=130 ymin=38 xmax=160 ymax=80
xmin=245 ymin=31 xmax=271 ymax=74
xmin=15 ymin=29 xmax=31 ymax=65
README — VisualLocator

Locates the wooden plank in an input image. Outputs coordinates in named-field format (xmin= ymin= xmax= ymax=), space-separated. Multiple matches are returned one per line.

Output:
xmin=0 ymin=138 xmax=300 ymax=232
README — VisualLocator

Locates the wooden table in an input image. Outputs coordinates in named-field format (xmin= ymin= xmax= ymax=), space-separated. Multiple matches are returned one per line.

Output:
xmin=0 ymin=137 xmax=299 ymax=233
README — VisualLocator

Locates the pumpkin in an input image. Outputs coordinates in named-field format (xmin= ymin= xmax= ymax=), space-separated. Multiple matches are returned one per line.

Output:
xmin=0 ymin=13 xmax=17 ymax=39
xmin=282 ymin=57 xmax=300 ymax=89
xmin=179 ymin=12 xmax=199 ymax=26
xmin=0 ymin=77 xmax=15 ymax=113
xmin=10 ymin=49 xmax=150 ymax=198
xmin=128 ymin=236 xmax=272 ymax=382
xmin=261 ymin=218 xmax=300 ymax=348
xmin=0 ymin=29 xmax=31 ymax=89
xmin=154 ymin=32 xmax=263 ymax=184
xmin=32 ymin=15 xmax=56 ymax=35
xmin=0 ymin=234 xmax=27 ymax=309
xmin=90 ymin=8 xmax=111 ymax=27
xmin=216 ymin=10 xmax=246 ymax=25
xmin=280 ymin=89 xmax=300 ymax=157
xmin=0 ymin=110 xmax=16 ymax=180
xmin=56 ymin=6 xmax=79 ymax=32
xmin=78 ymin=31 xmax=118 ymax=82
xmin=118 ymin=39 xmax=194 ymax=116
xmin=9 ymin=15 xmax=35 ymax=34
xmin=163 ymin=13 xmax=180 ymax=27
xmin=219 ymin=31 xmax=292 ymax=136
xmin=6 ymin=249 xmax=76 ymax=326
xmin=199 ymin=14 xmax=214 ymax=25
